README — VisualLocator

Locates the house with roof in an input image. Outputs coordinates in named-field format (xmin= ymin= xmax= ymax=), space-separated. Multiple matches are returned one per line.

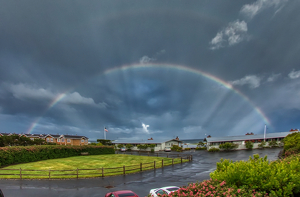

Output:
xmin=0 ymin=133 xmax=89 ymax=146
xmin=206 ymin=131 xmax=297 ymax=150
xmin=112 ymin=138 xmax=182 ymax=151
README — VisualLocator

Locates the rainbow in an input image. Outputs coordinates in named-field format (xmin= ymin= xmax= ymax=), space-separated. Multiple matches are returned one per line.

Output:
xmin=26 ymin=63 xmax=271 ymax=134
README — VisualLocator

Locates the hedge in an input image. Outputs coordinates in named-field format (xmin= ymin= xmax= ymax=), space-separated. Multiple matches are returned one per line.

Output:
xmin=0 ymin=145 xmax=115 ymax=167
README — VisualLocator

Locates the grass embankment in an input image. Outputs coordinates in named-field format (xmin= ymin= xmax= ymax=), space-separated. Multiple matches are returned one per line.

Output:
xmin=0 ymin=154 xmax=187 ymax=179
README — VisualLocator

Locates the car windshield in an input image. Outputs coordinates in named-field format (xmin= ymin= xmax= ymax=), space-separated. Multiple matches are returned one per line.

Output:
xmin=166 ymin=187 xmax=179 ymax=191
xmin=118 ymin=193 xmax=136 ymax=197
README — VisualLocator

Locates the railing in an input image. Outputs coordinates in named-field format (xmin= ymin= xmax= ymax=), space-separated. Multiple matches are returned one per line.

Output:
xmin=0 ymin=154 xmax=192 ymax=179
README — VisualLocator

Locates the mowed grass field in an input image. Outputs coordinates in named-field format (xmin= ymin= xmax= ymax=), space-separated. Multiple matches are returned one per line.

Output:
xmin=0 ymin=154 xmax=187 ymax=179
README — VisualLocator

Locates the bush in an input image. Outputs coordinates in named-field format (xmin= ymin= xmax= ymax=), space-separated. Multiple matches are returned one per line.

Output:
xmin=208 ymin=147 xmax=220 ymax=152
xmin=195 ymin=147 xmax=206 ymax=150
xmin=257 ymin=141 xmax=266 ymax=148
xmin=210 ymin=154 xmax=300 ymax=196
xmin=268 ymin=140 xmax=278 ymax=148
xmin=171 ymin=145 xmax=182 ymax=152
xmin=245 ymin=141 xmax=253 ymax=149
xmin=219 ymin=142 xmax=238 ymax=151
xmin=184 ymin=148 xmax=191 ymax=151
xmin=159 ymin=179 xmax=269 ymax=197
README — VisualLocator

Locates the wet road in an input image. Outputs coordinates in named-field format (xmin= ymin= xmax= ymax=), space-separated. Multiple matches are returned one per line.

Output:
xmin=0 ymin=148 xmax=282 ymax=197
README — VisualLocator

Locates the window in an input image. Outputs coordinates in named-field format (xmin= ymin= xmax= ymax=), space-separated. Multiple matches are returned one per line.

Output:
xmin=62 ymin=138 xmax=65 ymax=142
xmin=57 ymin=139 xmax=60 ymax=142
xmin=67 ymin=139 xmax=71 ymax=143
xmin=81 ymin=139 xmax=84 ymax=143
xmin=30 ymin=138 xmax=34 ymax=141
xmin=46 ymin=138 xmax=50 ymax=142
xmin=51 ymin=138 xmax=53 ymax=142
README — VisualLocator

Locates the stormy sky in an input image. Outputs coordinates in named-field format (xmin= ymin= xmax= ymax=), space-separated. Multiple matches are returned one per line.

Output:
xmin=1 ymin=0 xmax=300 ymax=141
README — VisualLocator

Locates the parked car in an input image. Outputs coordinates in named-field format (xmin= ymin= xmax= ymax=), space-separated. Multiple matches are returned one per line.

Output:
xmin=149 ymin=186 xmax=180 ymax=197
xmin=0 ymin=189 xmax=4 ymax=197
xmin=164 ymin=147 xmax=171 ymax=152
xmin=105 ymin=190 xmax=138 ymax=197
xmin=120 ymin=147 xmax=127 ymax=152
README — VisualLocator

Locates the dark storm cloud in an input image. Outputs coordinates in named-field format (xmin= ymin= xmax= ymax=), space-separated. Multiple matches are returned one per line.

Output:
xmin=1 ymin=0 xmax=300 ymax=141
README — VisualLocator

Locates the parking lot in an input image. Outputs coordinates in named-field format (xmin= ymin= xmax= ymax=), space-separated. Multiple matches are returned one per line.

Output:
xmin=0 ymin=148 xmax=282 ymax=197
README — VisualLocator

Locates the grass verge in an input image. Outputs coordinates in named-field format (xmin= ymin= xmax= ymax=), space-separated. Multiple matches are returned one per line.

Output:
xmin=0 ymin=154 xmax=188 ymax=179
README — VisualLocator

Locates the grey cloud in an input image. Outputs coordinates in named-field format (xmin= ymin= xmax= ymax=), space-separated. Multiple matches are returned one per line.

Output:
xmin=8 ymin=84 xmax=107 ymax=108
xmin=210 ymin=20 xmax=248 ymax=50
xmin=240 ymin=0 xmax=288 ymax=19
xmin=267 ymin=73 xmax=281 ymax=82
xmin=230 ymin=75 xmax=262 ymax=88
xmin=139 ymin=56 xmax=156 ymax=64
xmin=288 ymin=70 xmax=300 ymax=79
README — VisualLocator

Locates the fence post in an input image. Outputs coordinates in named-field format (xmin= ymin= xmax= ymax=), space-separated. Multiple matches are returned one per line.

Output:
xmin=154 ymin=161 xmax=156 ymax=169
xmin=77 ymin=168 xmax=79 ymax=179
xmin=123 ymin=166 xmax=125 ymax=175
xmin=148 ymin=152 xmax=149 ymax=156
xmin=172 ymin=158 xmax=174 ymax=165
xmin=157 ymin=153 xmax=158 ymax=157
xmin=20 ymin=168 xmax=22 ymax=179
xmin=49 ymin=170 xmax=51 ymax=179
xmin=181 ymin=157 xmax=182 ymax=163
xmin=162 ymin=159 xmax=164 ymax=167
xmin=140 ymin=163 xmax=142 ymax=171
xmin=167 ymin=153 xmax=168 ymax=158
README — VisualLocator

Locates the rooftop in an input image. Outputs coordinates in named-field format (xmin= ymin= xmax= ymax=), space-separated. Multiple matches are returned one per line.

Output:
xmin=206 ymin=131 xmax=297 ymax=143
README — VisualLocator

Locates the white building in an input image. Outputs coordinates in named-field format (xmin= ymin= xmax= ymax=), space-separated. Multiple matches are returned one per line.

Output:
xmin=112 ymin=138 xmax=182 ymax=151
xmin=206 ymin=131 xmax=297 ymax=150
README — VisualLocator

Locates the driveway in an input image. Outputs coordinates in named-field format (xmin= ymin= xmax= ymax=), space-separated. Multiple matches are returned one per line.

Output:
xmin=0 ymin=148 xmax=282 ymax=197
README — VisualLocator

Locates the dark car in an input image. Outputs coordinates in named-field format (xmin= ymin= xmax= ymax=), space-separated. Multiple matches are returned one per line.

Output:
xmin=105 ymin=190 xmax=139 ymax=197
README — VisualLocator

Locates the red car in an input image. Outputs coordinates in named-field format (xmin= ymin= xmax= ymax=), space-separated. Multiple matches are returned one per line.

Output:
xmin=105 ymin=190 xmax=139 ymax=197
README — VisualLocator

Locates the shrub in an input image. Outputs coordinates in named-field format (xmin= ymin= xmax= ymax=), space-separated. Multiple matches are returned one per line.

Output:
xmin=258 ymin=141 xmax=266 ymax=148
xmin=208 ymin=147 xmax=220 ymax=152
xmin=184 ymin=148 xmax=191 ymax=151
xmin=171 ymin=145 xmax=182 ymax=152
xmin=245 ymin=141 xmax=253 ymax=149
xmin=268 ymin=140 xmax=278 ymax=148
xmin=219 ymin=142 xmax=238 ymax=151
xmin=210 ymin=154 xmax=300 ymax=196
xmin=195 ymin=147 xmax=206 ymax=150
xmin=155 ymin=179 xmax=269 ymax=197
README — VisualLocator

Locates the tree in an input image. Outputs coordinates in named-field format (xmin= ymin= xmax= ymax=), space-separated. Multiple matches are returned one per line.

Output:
xmin=148 ymin=144 xmax=156 ymax=153
xmin=117 ymin=144 xmax=124 ymax=149
xmin=137 ymin=144 xmax=148 ymax=151
xmin=125 ymin=144 xmax=133 ymax=150
xmin=198 ymin=141 xmax=204 ymax=147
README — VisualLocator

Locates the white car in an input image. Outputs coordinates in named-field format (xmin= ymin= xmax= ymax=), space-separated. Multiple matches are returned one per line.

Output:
xmin=149 ymin=186 xmax=180 ymax=197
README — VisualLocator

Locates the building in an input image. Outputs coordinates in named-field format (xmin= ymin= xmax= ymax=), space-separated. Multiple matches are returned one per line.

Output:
xmin=0 ymin=133 xmax=89 ymax=146
xmin=206 ymin=131 xmax=297 ymax=150
xmin=112 ymin=138 xmax=182 ymax=151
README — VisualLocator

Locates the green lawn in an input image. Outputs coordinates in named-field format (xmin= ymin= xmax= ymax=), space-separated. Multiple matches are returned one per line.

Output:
xmin=0 ymin=154 xmax=188 ymax=179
